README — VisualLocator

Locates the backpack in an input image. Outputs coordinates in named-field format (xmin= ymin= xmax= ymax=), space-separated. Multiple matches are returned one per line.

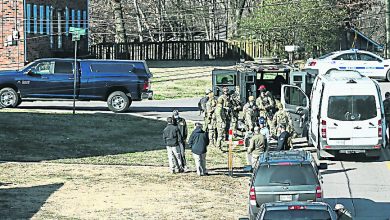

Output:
xmin=198 ymin=96 xmax=209 ymax=113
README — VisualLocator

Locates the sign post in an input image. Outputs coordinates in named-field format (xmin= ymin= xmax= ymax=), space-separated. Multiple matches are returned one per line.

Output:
xmin=69 ymin=27 xmax=86 ymax=115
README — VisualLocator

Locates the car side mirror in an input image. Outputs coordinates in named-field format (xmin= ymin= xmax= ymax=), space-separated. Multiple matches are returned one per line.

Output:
xmin=317 ymin=163 xmax=328 ymax=170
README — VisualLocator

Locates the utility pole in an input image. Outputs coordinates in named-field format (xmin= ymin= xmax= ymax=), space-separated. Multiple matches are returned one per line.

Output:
xmin=386 ymin=0 xmax=390 ymax=58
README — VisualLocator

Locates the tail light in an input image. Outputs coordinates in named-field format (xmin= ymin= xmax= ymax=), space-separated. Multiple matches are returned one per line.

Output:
xmin=143 ymin=80 xmax=150 ymax=90
xmin=308 ymin=61 xmax=317 ymax=66
xmin=249 ymin=186 xmax=256 ymax=206
xmin=289 ymin=205 xmax=306 ymax=210
xmin=321 ymin=120 xmax=327 ymax=138
xmin=378 ymin=119 xmax=382 ymax=137
xmin=316 ymin=186 xmax=323 ymax=199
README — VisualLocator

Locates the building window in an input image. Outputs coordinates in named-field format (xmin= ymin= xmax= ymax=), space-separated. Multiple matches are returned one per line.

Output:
xmin=71 ymin=9 xmax=75 ymax=27
xmin=46 ymin=6 xmax=50 ymax=35
xmin=77 ymin=10 xmax=81 ymax=28
xmin=40 ymin=6 xmax=44 ymax=34
xmin=65 ymin=7 xmax=69 ymax=36
xmin=33 ymin=5 xmax=38 ymax=34
xmin=26 ymin=4 xmax=31 ymax=33
xmin=83 ymin=10 xmax=87 ymax=30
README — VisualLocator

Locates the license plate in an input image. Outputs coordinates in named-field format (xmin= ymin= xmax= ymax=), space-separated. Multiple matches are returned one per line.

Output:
xmin=279 ymin=195 xmax=293 ymax=201
xmin=340 ymin=150 xmax=365 ymax=154
xmin=333 ymin=140 xmax=345 ymax=145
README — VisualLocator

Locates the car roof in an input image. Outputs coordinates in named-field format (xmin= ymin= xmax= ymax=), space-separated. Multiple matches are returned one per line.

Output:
xmin=263 ymin=201 xmax=331 ymax=211
xmin=319 ymin=70 xmax=378 ymax=91
xmin=33 ymin=58 xmax=147 ymax=64
xmin=319 ymin=49 xmax=380 ymax=59
xmin=259 ymin=150 xmax=311 ymax=164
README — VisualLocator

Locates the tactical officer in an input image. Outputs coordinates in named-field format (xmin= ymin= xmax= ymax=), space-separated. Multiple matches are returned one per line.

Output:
xmin=247 ymin=126 xmax=265 ymax=166
xmin=256 ymin=85 xmax=275 ymax=120
xmin=272 ymin=101 xmax=294 ymax=136
xmin=205 ymin=92 xmax=217 ymax=146
xmin=215 ymin=97 xmax=228 ymax=149
xmin=334 ymin=204 xmax=353 ymax=220
xmin=383 ymin=92 xmax=390 ymax=143
xmin=243 ymin=96 xmax=258 ymax=132
xmin=217 ymin=86 xmax=232 ymax=139
xmin=275 ymin=123 xmax=290 ymax=151
xmin=229 ymin=86 xmax=242 ymax=133
xmin=198 ymin=89 xmax=212 ymax=116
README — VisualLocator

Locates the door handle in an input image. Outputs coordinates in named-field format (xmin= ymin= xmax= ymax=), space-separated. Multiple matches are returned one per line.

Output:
xmin=68 ymin=77 xmax=74 ymax=80
xmin=354 ymin=126 xmax=362 ymax=129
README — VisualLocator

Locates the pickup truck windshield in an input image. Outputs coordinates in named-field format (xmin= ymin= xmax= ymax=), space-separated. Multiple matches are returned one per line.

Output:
xmin=327 ymin=95 xmax=377 ymax=121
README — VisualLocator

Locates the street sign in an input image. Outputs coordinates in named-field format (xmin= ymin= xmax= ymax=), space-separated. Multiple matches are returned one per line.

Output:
xmin=72 ymin=34 xmax=80 ymax=41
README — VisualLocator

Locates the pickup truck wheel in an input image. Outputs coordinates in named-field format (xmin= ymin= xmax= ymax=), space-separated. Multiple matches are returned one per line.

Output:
xmin=107 ymin=91 xmax=130 ymax=113
xmin=0 ymin=87 xmax=19 ymax=108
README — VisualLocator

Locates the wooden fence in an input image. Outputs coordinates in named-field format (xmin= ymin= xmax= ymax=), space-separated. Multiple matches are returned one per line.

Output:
xmin=89 ymin=40 xmax=284 ymax=61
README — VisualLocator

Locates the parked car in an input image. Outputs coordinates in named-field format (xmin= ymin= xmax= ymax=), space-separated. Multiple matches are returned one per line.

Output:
xmin=304 ymin=49 xmax=390 ymax=81
xmin=280 ymin=70 xmax=385 ymax=159
xmin=254 ymin=201 xmax=338 ymax=220
xmin=0 ymin=59 xmax=153 ymax=112
xmin=248 ymin=150 xmax=327 ymax=219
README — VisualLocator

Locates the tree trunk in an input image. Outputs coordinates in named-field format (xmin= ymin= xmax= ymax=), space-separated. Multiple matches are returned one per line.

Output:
xmin=133 ymin=0 xmax=144 ymax=42
xmin=112 ymin=0 xmax=127 ymax=43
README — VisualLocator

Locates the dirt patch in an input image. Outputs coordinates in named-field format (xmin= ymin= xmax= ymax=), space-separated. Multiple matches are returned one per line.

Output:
xmin=0 ymin=162 xmax=249 ymax=219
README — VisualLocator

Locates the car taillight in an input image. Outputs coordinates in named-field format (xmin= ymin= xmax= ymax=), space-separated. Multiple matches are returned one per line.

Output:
xmin=316 ymin=186 xmax=322 ymax=199
xmin=308 ymin=61 xmax=317 ymax=66
xmin=288 ymin=205 xmax=306 ymax=210
xmin=378 ymin=119 xmax=382 ymax=137
xmin=321 ymin=120 xmax=327 ymax=138
xmin=249 ymin=186 xmax=256 ymax=206
xmin=143 ymin=80 xmax=150 ymax=90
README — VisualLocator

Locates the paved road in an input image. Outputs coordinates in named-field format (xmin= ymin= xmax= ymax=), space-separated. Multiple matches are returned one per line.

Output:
xmin=12 ymin=82 xmax=390 ymax=219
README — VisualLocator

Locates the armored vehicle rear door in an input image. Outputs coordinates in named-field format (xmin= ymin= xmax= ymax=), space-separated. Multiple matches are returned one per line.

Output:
xmin=212 ymin=69 xmax=239 ymax=97
xmin=238 ymin=70 xmax=257 ymax=103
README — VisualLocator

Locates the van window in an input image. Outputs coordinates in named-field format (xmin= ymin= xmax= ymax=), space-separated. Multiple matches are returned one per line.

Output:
xmin=328 ymin=95 xmax=377 ymax=121
xmin=90 ymin=63 xmax=135 ymax=74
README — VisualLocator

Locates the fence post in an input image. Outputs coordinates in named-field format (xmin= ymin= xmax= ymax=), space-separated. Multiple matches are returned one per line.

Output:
xmin=200 ymin=41 xmax=205 ymax=60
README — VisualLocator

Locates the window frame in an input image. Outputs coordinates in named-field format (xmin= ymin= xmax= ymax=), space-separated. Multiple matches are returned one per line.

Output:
xmin=33 ymin=5 xmax=38 ymax=34
xmin=26 ymin=4 xmax=31 ymax=33
xmin=39 ymin=5 xmax=44 ymax=34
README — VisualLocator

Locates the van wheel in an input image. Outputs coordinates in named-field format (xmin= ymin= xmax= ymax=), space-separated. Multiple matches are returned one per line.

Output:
xmin=107 ymin=91 xmax=131 ymax=113
xmin=386 ymin=70 xmax=390 ymax=82
xmin=0 ymin=87 xmax=19 ymax=108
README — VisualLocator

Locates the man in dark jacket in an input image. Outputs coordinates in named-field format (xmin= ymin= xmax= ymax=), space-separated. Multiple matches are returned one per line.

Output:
xmin=163 ymin=117 xmax=183 ymax=174
xmin=172 ymin=109 xmax=188 ymax=171
xmin=275 ymin=123 xmax=290 ymax=151
xmin=383 ymin=92 xmax=390 ymax=143
xmin=188 ymin=122 xmax=209 ymax=176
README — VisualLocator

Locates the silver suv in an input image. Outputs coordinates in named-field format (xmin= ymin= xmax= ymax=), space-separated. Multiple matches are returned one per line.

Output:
xmin=248 ymin=150 xmax=327 ymax=219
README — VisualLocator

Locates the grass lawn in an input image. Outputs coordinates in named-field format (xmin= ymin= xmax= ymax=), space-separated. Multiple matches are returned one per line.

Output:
xmin=0 ymin=110 xmax=246 ymax=168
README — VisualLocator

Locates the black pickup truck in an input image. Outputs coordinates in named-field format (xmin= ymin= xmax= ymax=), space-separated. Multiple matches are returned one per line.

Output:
xmin=0 ymin=59 xmax=153 ymax=112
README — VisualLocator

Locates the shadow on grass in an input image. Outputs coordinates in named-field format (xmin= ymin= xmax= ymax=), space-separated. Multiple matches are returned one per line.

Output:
xmin=0 ymin=111 xmax=167 ymax=162
xmin=0 ymin=183 xmax=63 ymax=219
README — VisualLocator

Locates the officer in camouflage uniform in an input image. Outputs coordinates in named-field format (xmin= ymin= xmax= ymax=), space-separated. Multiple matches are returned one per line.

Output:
xmin=205 ymin=92 xmax=217 ymax=146
xmin=383 ymin=92 xmax=390 ymax=143
xmin=229 ymin=86 xmax=242 ymax=134
xmin=272 ymin=101 xmax=294 ymax=138
xmin=243 ymin=96 xmax=258 ymax=132
xmin=256 ymin=85 xmax=275 ymax=120
xmin=217 ymin=87 xmax=232 ymax=139
xmin=215 ymin=97 xmax=228 ymax=149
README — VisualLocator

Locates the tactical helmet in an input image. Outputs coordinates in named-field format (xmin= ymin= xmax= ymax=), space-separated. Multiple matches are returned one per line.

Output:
xmin=276 ymin=101 xmax=283 ymax=109
xmin=386 ymin=92 xmax=390 ymax=98
xmin=258 ymin=117 xmax=266 ymax=125
xmin=208 ymin=92 xmax=214 ymax=98
xmin=205 ymin=89 xmax=212 ymax=95
xmin=222 ymin=87 xmax=229 ymax=93
xmin=258 ymin=85 xmax=266 ymax=92
xmin=248 ymin=96 xmax=254 ymax=102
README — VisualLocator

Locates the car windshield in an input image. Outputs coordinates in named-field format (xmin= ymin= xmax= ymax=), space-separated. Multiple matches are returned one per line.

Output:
xmin=318 ymin=52 xmax=335 ymax=59
xmin=254 ymin=164 xmax=318 ymax=186
xmin=327 ymin=95 xmax=377 ymax=121
xmin=263 ymin=209 xmax=331 ymax=220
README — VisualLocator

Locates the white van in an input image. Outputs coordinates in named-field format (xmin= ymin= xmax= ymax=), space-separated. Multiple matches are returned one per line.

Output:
xmin=280 ymin=70 xmax=386 ymax=159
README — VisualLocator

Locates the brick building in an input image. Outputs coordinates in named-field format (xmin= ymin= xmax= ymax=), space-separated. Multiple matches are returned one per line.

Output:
xmin=0 ymin=0 xmax=88 ymax=70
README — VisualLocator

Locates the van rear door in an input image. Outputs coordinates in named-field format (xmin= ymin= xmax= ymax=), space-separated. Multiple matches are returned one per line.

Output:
xmin=326 ymin=95 xmax=354 ymax=146
xmin=281 ymin=85 xmax=309 ymax=136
